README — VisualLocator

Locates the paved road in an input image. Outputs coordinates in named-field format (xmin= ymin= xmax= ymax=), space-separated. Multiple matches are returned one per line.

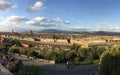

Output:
xmin=44 ymin=69 xmax=97 ymax=75
xmin=41 ymin=64 xmax=99 ymax=75
xmin=15 ymin=54 xmax=99 ymax=75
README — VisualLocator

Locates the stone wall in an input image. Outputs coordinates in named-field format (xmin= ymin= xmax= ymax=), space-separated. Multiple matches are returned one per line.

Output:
xmin=0 ymin=64 xmax=13 ymax=75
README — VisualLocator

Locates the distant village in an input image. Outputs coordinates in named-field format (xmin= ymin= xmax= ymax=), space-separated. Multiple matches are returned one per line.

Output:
xmin=0 ymin=30 xmax=120 ymax=48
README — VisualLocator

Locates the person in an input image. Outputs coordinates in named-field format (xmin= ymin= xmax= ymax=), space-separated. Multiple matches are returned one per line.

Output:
xmin=71 ymin=62 xmax=75 ymax=69
xmin=66 ymin=61 xmax=70 ymax=71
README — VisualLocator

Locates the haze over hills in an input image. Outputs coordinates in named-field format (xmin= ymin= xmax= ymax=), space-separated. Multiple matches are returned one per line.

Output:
xmin=35 ymin=29 xmax=120 ymax=36
xmin=0 ymin=28 xmax=120 ymax=36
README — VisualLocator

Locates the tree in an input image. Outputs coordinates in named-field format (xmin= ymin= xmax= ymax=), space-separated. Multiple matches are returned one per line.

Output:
xmin=100 ymin=46 xmax=120 ymax=75
xmin=34 ymin=38 xmax=40 ymax=41
xmin=48 ymin=51 xmax=57 ymax=60
xmin=15 ymin=65 xmax=44 ymax=75
xmin=56 ymin=50 xmax=66 ymax=63
xmin=67 ymin=38 xmax=71 ymax=44
xmin=65 ymin=50 xmax=77 ymax=61
xmin=0 ymin=44 xmax=8 ymax=52
xmin=79 ymin=48 xmax=88 ymax=59
xmin=97 ymin=46 xmax=106 ymax=58
xmin=89 ymin=47 xmax=99 ymax=59
xmin=27 ymin=49 xmax=38 ymax=58
xmin=53 ymin=35 xmax=58 ymax=43
xmin=8 ymin=47 xmax=20 ymax=54
xmin=7 ymin=60 xmax=23 ymax=73
xmin=8 ymin=39 xmax=21 ymax=46
xmin=70 ymin=44 xmax=81 ymax=51
xmin=21 ymin=49 xmax=28 ymax=55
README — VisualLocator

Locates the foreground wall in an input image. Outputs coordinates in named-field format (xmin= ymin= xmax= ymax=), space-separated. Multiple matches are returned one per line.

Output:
xmin=0 ymin=63 xmax=13 ymax=75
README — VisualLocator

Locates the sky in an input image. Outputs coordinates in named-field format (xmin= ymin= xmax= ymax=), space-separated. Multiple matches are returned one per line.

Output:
xmin=0 ymin=0 xmax=120 ymax=32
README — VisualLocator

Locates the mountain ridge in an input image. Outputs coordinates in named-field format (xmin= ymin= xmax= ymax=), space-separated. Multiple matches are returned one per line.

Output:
xmin=35 ymin=29 xmax=120 ymax=36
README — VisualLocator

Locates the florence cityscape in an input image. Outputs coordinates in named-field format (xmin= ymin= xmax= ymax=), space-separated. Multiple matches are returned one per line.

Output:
xmin=0 ymin=0 xmax=120 ymax=75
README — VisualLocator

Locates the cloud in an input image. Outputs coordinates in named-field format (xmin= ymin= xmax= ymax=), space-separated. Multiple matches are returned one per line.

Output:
xmin=32 ymin=17 xmax=46 ymax=22
xmin=110 ymin=27 xmax=119 ymax=30
xmin=0 ymin=0 xmax=17 ymax=11
xmin=52 ymin=17 xmax=70 ymax=24
xmin=26 ymin=17 xmax=46 ymax=25
xmin=1 ymin=15 xmax=27 ymax=25
xmin=68 ymin=26 xmax=90 ymax=31
xmin=0 ymin=15 xmax=27 ymax=31
xmin=108 ymin=27 xmax=120 ymax=31
xmin=52 ymin=17 xmax=63 ymax=23
xmin=0 ymin=15 xmax=70 ymax=31
xmin=26 ymin=17 xmax=69 ymax=27
xmin=0 ymin=15 xmax=28 ymax=32
xmin=28 ymin=1 xmax=43 ymax=12
xmin=98 ymin=21 xmax=120 ymax=32
xmin=64 ymin=21 xmax=70 ymax=24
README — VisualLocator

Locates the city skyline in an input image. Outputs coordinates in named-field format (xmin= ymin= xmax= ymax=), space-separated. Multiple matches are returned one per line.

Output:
xmin=0 ymin=0 xmax=120 ymax=32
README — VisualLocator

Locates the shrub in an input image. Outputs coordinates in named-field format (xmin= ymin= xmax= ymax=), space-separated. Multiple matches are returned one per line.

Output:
xmin=8 ymin=47 xmax=20 ymax=53
xmin=74 ymin=61 xmax=93 ymax=66
xmin=97 ymin=46 xmax=106 ymax=58
xmin=21 ymin=50 xmax=28 ymax=55
xmin=65 ymin=50 xmax=77 ymax=61
xmin=47 ymin=51 xmax=57 ymax=60
xmin=14 ymin=65 xmax=44 ymax=75
xmin=73 ymin=60 xmax=99 ymax=66
xmin=93 ymin=59 xmax=100 ymax=64
xmin=99 ymin=46 xmax=120 ymax=75
xmin=7 ymin=60 xmax=23 ymax=73
xmin=71 ymin=44 xmax=81 ymax=51
xmin=74 ymin=57 xmax=80 ymax=62
xmin=27 ymin=49 xmax=38 ymax=58
xmin=56 ymin=50 xmax=66 ymax=63
xmin=78 ymin=48 xmax=90 ymax=60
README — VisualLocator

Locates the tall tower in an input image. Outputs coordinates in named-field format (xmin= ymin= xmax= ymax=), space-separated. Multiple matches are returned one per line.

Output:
xmin=12 ymin=29 xmax=14 ymax=33
xmin=30 ymin=30 xmax=33 ymax=34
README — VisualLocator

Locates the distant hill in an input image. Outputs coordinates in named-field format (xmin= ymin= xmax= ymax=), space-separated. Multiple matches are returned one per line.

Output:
xmin=38 ymin=29 xmax=66 ymax=33
xmin=85 ymin=31 xmax=120 ymax=36
xmin=36 ymin=29 xmax=120 ymax=36
xmin=38 ymin=29 xmax=87 ymax=33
